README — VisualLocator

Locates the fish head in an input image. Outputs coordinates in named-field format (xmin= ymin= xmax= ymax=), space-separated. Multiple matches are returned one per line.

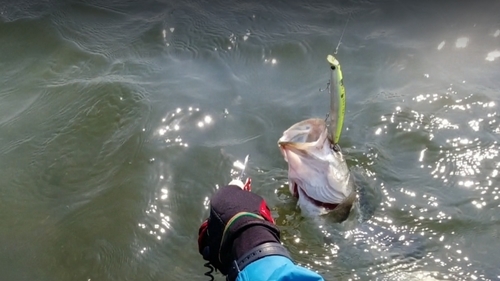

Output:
xmin=278 ymin=118 xmax=354 ymax=217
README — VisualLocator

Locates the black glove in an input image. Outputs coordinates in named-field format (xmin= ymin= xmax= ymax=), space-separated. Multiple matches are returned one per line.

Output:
xmin=197 ymin=180 xmax=280 ymax=275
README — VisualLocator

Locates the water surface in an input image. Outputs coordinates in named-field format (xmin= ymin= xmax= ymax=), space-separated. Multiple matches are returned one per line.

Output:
xmin=1 ymin=0 xmax=499 ymax=280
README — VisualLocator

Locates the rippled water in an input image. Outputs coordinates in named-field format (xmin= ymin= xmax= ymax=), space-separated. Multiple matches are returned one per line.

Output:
xmin=1 ymin=0 xmax=500 ymax=280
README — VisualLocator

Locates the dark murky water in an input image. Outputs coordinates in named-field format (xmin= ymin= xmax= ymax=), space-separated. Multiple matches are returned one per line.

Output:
xmin=1 ymin=1 xmax=499 ymax=280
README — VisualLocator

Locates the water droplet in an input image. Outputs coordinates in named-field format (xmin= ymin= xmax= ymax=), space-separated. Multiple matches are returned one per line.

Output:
xmin=437 ymin=41 xmax=445 ymax=50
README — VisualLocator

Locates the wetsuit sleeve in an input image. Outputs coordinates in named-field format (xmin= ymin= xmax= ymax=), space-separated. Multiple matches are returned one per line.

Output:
xmin=236 ymin=256 xmax=325 ymax=281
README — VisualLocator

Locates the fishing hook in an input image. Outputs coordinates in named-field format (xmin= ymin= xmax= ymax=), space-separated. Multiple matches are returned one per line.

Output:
xmin=324 ymin=113 xmax=341 ymax=152
xmin=331 ymin=143 xmax=341 ymax=152
xmin=319 ymin=81 xmax=330 ymax=92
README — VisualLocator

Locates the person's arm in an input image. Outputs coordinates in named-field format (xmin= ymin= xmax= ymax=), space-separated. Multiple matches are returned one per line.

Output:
xmin=198 ymin=180 xmax=325 ymax=281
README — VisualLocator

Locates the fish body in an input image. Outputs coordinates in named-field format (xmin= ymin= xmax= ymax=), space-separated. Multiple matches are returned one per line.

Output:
xmin=278 ymin=55 xmax=354 ymax=219
xmin=278 ymin=118 xmax=355 ymax=218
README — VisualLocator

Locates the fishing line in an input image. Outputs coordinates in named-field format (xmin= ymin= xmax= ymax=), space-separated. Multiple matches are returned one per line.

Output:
xmin=321 ymin=13 xmax=351 ymax=93
xmin=333 ymin=13 xmax=351 ymax=55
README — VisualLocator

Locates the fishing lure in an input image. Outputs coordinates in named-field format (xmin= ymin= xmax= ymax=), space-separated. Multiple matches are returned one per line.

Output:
xmin=327 ymin=54 xmax=346 ymax=146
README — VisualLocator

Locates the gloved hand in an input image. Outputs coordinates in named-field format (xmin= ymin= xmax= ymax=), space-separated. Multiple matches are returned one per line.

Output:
xmin=197 ymin=178 xmax=280 ymax=275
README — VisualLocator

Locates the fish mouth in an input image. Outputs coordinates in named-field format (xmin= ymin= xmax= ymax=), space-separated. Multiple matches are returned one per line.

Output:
xmin=278 ymin=141 xmax=295 ymax=150
xmin=278 ymin=142 xmax=312 ymax=159
xmin=291 ymin=181 xmax=339 ymax=210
